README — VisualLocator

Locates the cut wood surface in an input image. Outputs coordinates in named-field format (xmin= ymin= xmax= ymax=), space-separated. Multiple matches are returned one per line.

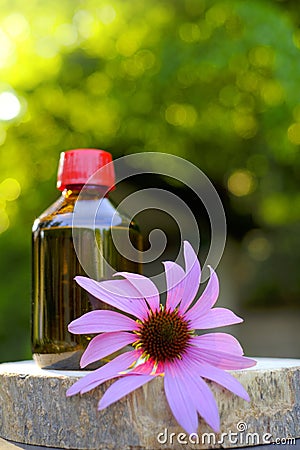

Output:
xmin=0 ymin=358 xmax=299 ymax=450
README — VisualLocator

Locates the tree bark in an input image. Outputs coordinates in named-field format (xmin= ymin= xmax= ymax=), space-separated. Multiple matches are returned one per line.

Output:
xmin=0 ymin=358 xmax=299 ymax=449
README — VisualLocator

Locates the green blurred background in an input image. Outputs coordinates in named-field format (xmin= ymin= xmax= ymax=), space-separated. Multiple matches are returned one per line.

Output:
xmin=0 ymin=0 xmax=300 ymax=363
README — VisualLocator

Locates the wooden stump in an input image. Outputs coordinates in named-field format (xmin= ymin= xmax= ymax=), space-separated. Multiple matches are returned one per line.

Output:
xmin=0 ymin=358 xmax=299 ymax=449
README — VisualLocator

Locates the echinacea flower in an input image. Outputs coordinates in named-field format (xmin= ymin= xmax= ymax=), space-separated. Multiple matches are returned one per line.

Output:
xmin=67 ymin=241 xmax=256 ymax=434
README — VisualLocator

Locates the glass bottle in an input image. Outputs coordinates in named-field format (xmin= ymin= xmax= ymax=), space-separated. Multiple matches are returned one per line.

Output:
xmin=32 ymin=149 xmax=142 ymax=369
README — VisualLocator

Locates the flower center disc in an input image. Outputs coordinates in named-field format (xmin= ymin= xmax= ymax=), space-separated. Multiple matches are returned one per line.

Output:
xmin=137 ymin=308 xmax=190 ymax=362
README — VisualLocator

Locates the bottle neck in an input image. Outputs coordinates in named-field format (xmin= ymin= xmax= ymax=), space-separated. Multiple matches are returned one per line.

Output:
xmin=62 ymin=185 xmax=110 ymax=199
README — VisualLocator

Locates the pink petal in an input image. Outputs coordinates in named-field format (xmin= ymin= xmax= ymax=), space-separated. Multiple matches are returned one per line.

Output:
xmin=75 ymin=276 xmax=149 ymax=320
xmin=192 ymin=333 xmax=244 ymax=355
xmin=186 ymin=307 xmax=243 ymax=329
xmin=114 ymin=272 xmax=160 ymax=312
xmin=187 ymin=374 xmax=220 ymax=432
xmin=155 ymin=361 xmax=165 ymax=375
xmin=197 ymin=364 xmax=250 ymax=401
xmin=66 ymin=350 xmax=139 ymax=396
xmin=163 ymin=261 xmax=185 ymax=311
xmin=181 ymin=353 xmax=251 ymax=401
xmin=68 ymin=310 xmax=139 ymax=334
xmin=80 ymin=332 xmax=137 ymax=368
xmin=167 ymin=359 xmax=220 ymax=432
xmin=185 ymin=267 xmax=219 ymax=318
xmin=178 ymin=241 xmax=201 ymax=314
xmin=128 ymin=359 xmax=156 ymax=375
xmin=164 ymin=363 xmax=199 ymax=434
xmin=187 ymin=346 xmax=257 ymax=370
xmin=98 ymin=374 xmax=154 ymax=410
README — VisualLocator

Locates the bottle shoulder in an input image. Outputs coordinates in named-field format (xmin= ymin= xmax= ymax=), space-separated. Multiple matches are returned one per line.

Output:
xmin=32 ymin=195 xmax=72 ymax=230
xmin=33 ymin=194 xmax=138 ymax=231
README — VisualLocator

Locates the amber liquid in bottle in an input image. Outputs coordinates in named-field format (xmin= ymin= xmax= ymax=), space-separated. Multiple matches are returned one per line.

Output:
xmin=32 ymin=188 xmax=142 ymax=370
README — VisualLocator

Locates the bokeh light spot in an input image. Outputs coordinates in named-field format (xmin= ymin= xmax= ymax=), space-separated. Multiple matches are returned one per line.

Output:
xmin=121 ymin=50 xmax=156 ymax=78
xmin=165 ymin=103 xmax=197 ymax=127
xmin=260 ymin=195 xmax=289 ymax=226
xmin=55 ymin=24 xmax=78 ymax=46
xmin=0 ymin=178 xmax=21 ymax=201
xmin=248 ymin=237 xmax=272 ymax=261
xmin=98 ymin=5 xmax=116 ymax=25
xmin=261 ymin=80 xmax=284 ymax=106
xmin=249 ymin=45 xmax=275 ymax=68
xmin=86 ymin=72 xmax=112 ymax=95
xmin=0 ymin=28 xmax=15 ymax=68
xmin=205 ymin=3 xmax=229 ymax=28
xmin=2 ymin=13 xmax=30 ymax=40
xmin=196 ymin=20 xmax=211 ymax=40
xmin=287 ymin=123 xmax=300 ymax=145
xmin=244 ymin=229 xmax=272 ymax=261
xmin=227 ymin=170 xmax=256 ymax=197
xmin=116 ymin=29 xmax=143 ymax=57
xmin=0 ymin=92 xmax=21 ymax=121
xmin=136 ymin=49 xmax=156 ymax=70
xmin=73 ymin=10 xmax=96 ymax=39
xmin=232 ymin=113 xmax=258 ymax=139
xmin=35 ymin=37 xmax=59 ymax=58
xmin=235 ymin=92 xmax=255 ymax=114
xmin=0 ymin=210 xmax=9 ymax=233
xmin=179 ymin=22 xmax=200 ymax=42
xmin=147 ymin=5 xmax=174 ymax=26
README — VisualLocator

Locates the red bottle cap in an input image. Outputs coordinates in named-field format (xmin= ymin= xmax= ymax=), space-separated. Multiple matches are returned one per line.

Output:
xmin=57 ymin=149 xmax=115 ymax=191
